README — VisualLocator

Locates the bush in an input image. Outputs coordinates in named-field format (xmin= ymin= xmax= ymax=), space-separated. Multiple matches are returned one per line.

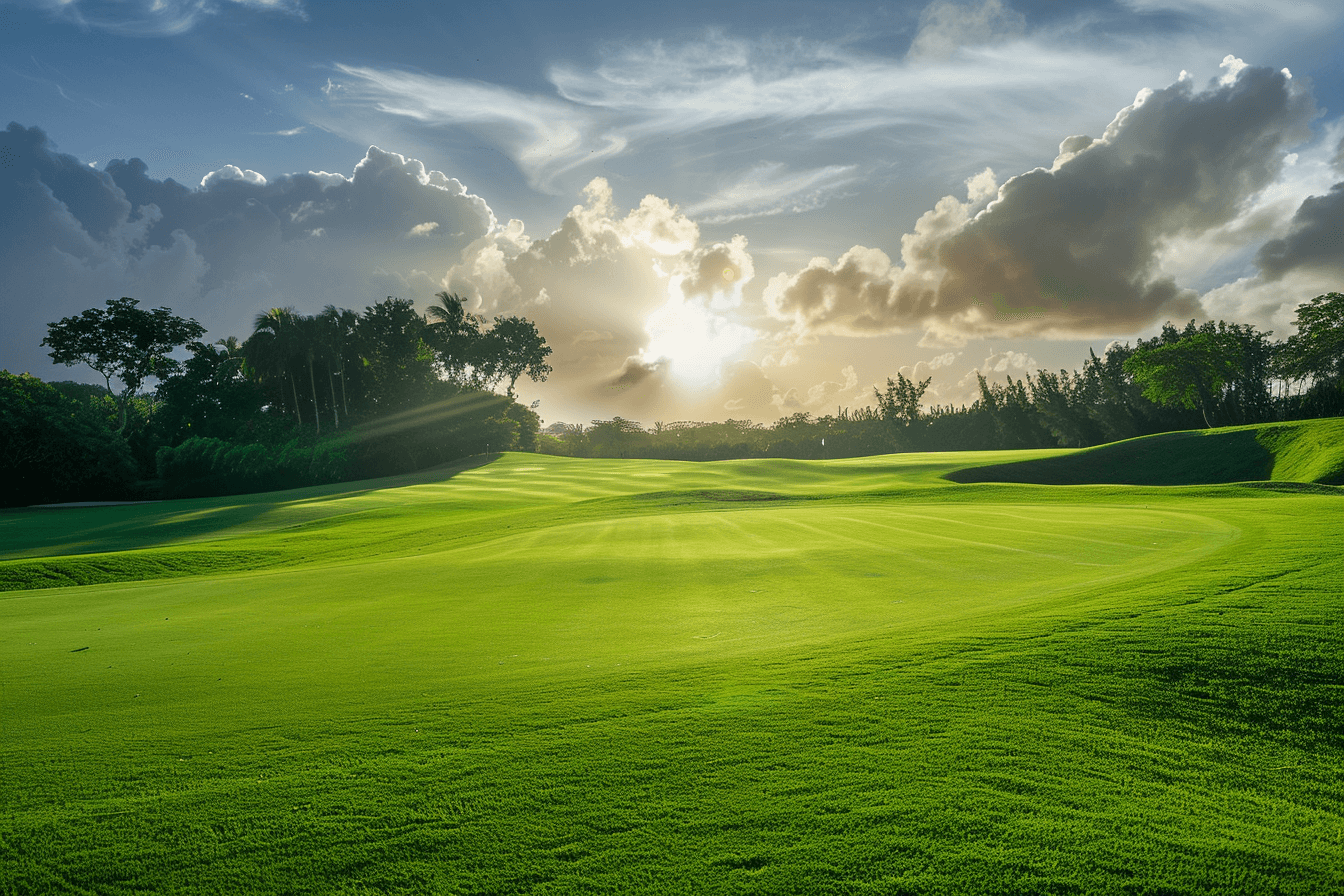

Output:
xmin=156 ymin=436 xmax=354 ymax=498
xmin=0 ymin=371 xmax=139 ymax=506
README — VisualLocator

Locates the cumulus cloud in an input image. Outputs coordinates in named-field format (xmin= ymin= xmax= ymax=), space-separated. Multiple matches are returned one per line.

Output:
xmin=764 ymin=59 xmax=1315 ymax=341
xmin=923 ymin=348 xmax=1041 ymax=405
xmin=762 ymin=348 xmax=801 ymax=368
xmin=772 ymin=365 xmax=860 ymax=413
xmin=434 ymin=176 xmax=787 ymax=421
xmin=0 ymin=122 xmax=492 ymax=378
xmin=1255 ymin=183 xmax=1344 ymax=280
xmin=199 ymin=164 xmax=267 ymax=189
xmin=899 ymin=351 xmax=959 ymax=382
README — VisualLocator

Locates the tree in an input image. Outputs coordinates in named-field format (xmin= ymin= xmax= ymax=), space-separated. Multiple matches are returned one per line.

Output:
xmin=42 ymin=297 xmax=204 ymax=433
xmin=318 ymin=305 xmax=359 ymax=423
xmin=479 ymin=315 xmax=553 ymax=397
xmin=243 ymin=307 xmax=305 ymax=426
xmin=356 ymin=297 xmax=438 ymax=411
xmin=154 ymin=338 xmax=265 ymax=444
xmin=875 ymin=373 xmax=931 ymax=429
xmin=426 ymin=291 xmax=482 ymax=385
xmin=1279 ymin=292 xmax=1344 ymax=386
xmin=0 ymin=370 xmax=137 ymax=506
xmin=296 ymin=313 xmax=324 ymax=435
xmin=1123 ymin=329 xmax=1242 ymax=428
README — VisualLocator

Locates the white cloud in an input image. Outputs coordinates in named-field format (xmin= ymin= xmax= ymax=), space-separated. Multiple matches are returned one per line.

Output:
xmin=329 ymin=26 xmax=1170 ymax=199
xmin=906 ymin=0 xmax=1026 ymax=62
xmin=0 ymin=124 xmax=493 ymax=380
xmin=899 ymin=351 xmax=959 ymax=382
xmin=331 ymin=63 xmax=619 ymax=192
xmin=763 ymin=61 xmax=1317 ymax=341
xmin=685 ymin=163 xmax=858 ymax=223
xmin=37 ymin=0 xmax=306 ymax=36
xmin=200 ymin=164 xmax=267 ymax=189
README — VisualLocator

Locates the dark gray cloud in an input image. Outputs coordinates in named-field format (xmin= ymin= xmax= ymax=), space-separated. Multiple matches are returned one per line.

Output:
xmin=0 ymin=123 xmax=493 ymax=379
xmin=1256 ymin=182 xmax=1344 ymax=279
xmin=765 ymin=60 xmax=1317 ymax=339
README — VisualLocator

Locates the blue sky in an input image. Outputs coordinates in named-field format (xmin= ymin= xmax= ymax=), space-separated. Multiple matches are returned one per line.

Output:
xmin=3 ymin=0 xmax=1343 ymax=425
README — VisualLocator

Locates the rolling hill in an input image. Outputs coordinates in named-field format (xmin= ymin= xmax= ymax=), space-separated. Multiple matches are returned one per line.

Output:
xmin=1 ymin=424 xmax=1341 ymax=894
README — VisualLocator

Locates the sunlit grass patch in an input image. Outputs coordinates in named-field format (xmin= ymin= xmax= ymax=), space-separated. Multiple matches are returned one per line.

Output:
xmin=1 ymin=439 xmax=1341 ymax=893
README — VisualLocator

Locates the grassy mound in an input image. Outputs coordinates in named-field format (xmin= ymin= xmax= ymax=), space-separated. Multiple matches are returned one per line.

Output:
xmin=945 ymin=417 xmax=1344 ymax=486
xmin=1 ymin=451 xmax=1341 ymax=893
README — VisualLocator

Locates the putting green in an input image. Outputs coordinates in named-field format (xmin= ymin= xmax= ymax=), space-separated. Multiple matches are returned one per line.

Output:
xmin=1 ymin=449 xmax=1340 ymax=894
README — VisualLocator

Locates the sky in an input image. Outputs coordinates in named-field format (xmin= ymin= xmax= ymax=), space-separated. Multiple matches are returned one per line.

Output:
xmin=3 ymin=0 xmax=1343 ymax=428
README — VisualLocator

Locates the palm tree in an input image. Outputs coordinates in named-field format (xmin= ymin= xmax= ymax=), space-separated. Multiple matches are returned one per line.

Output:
xmin=319 ymin=305 xmax=358 ymax=423
xmin=245 ymin=307 xmax=304 ymax=426
xmin=293 ymin=313 xmax=323 ymax=436
xmin=426 ymin=291 xmax=481 ymax=386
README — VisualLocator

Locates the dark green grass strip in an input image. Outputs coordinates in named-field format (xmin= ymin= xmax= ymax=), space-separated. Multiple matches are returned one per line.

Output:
xmin=945 ymin=417 xmax=1344 ymax=486
xmin=0 ymin=550 xmax=286 ymax=592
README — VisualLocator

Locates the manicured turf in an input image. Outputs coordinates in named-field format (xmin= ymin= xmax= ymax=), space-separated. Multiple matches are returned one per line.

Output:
xmin=945 ymin=417 xmax=1344 ymax=486
xmin=2 ymin=435 xmax=1341 ymax=894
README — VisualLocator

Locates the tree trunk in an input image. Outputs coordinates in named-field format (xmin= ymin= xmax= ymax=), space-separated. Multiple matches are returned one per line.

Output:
xmin=290 ymin=372 xmax=303 ymax=426
xmin=339 ymin=361 xmax=348 ymax=414
xmin=308 ymin=357 xmax=320 ymax=436
xmin=329 ymin=370 xmax=340 ymax=429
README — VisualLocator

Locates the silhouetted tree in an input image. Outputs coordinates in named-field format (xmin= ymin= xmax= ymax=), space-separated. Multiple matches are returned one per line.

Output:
xmin=356 ymin=297 xmax=437 ymax=411
xmin=244 ymin=307 xmax=305 ymax=426
xmin=154 ymin=339 xmax=265 ymax=444
xmin=426 ymin=291 xmax=482 ymax=386
xmin=42 ymin=296 xmax=204 ymax=433
xmin=0 ymin=370 xmax=137 ymax=505
xmin=478 ymin=315 xmax=553 ymax=397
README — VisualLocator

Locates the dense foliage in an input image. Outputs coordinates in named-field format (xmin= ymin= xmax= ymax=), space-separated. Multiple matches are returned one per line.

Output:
xmin=4 ymin=291 xmax=1342 ymax=503
xmin=0 ymin=371 xmax=138 ymax=506
xmin=543 ymin=303 xmax=1341 ymax=461
xmin=1 ymin=293 xmax=546 ymax=506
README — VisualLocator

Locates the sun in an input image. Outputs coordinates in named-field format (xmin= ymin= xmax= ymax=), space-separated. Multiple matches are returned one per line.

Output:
xmin=642 ymin=293 xmax=753 ymax=385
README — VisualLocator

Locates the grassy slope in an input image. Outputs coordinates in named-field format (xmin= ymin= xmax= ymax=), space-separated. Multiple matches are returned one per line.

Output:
xmin=944 ymin=417 xmax=1344 ymax=486
xmin=1 ymin=444 xmax=1341 ymax=894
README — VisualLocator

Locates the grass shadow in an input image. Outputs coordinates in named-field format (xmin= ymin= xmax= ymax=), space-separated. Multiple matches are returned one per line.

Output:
xmin=0 ymin=453 xmax=500 ymax=561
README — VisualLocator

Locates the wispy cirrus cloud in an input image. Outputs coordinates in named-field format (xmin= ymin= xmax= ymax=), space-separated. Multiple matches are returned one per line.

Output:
xmin=685 ymin=163 xmax=858 ymax=223
xmin=28 ymin=0 xmax=304 ymax=36
xmin=330 ymin=63 xmax=623 ymax=190
xmin=328 ymin=22 xmax=1159 ymax=201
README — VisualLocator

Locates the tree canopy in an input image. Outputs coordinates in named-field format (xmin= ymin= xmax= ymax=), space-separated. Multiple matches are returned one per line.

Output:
xmin=1279 ymin=292 xmax=1344 ymax=385
xmin=42 ymin=297 xmax=205 ymax=432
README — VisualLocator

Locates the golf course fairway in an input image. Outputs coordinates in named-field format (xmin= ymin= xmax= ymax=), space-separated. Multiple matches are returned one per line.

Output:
xmin=2 ymin=436 xmax=1341 ymax=893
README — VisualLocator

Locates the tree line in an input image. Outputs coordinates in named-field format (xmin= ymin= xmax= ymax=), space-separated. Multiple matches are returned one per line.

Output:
xmin=4 ymin=291 xmax=1340 ymax=505
xmin=540 ymin=294 xmax=1344 ymax=461
xmin=2 ymin=292 xmax=551 ymax=506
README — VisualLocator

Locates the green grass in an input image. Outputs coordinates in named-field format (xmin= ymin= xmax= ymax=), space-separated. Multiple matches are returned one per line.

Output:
xmin=945 ymin=416 xmax=1344 ymax=486
xmin=2 ymin=431 xmax=1342 ymax=894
